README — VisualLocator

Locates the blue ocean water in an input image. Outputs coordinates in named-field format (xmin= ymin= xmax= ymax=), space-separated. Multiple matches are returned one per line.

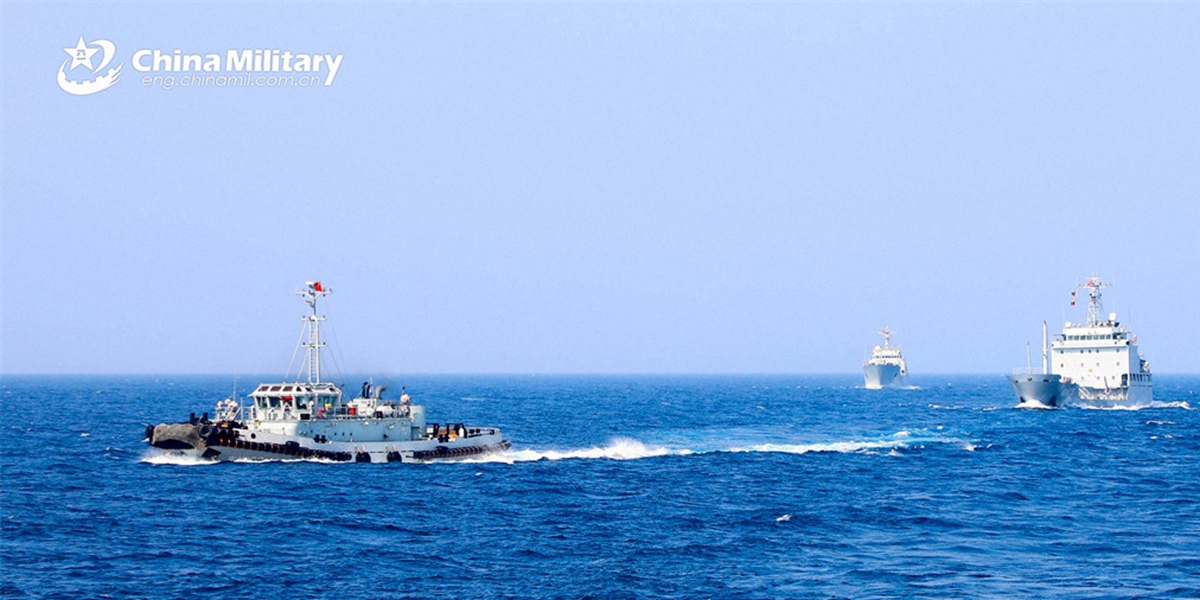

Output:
xmin=2 ymin=374 xmax=1199 ymax=599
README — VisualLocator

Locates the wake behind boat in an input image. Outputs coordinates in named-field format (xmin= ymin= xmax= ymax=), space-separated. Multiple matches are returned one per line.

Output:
xmin=1008 ymin=277 xmax=1152 ymax=407
xmin=146 ymin=281 xmax=510 ymax=463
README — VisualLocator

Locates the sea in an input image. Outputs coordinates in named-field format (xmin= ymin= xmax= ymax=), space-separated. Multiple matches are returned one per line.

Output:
xmin=2 ymin=374 xmax=1199 ymax=599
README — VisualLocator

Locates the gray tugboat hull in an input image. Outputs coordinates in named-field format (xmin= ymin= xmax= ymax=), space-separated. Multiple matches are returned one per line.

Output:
xmin=1007 ymin=373 xmax=1063 ymax=407
xmin=148 ymin=421 xmax=509 ymax=463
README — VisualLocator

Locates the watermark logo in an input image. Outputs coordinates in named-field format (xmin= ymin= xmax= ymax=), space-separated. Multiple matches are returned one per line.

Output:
xmin=133 ymin=49 xmax=344 ymax=90
xmin=58 ymin=36 xmax=122 ymax=95
xmin=56 ymin=37 xmax=343 ymax=93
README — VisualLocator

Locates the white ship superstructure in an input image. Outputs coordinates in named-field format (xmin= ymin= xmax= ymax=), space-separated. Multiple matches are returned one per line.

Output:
xmin=1008 ymin=277 xmax=1152 ymax=407
xmin=147 ymin=281 xmax=510 ymax=462
xmin=863 ymin=327 xmax=908 ymax=389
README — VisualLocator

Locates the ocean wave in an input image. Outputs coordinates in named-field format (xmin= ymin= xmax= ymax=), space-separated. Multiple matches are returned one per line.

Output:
xmin=466 ymin=438 xmax=679 ymax=463
xmin=470 ymin=430 xmax=969 ymax=463
xmin=728 ymin=439 xmax=907 ymax=455
xmin=1015 ymin=399 xmax=1056 ymax=410
xmin=1075 ymin=401 xmax=1192 ymax=411
xmin=139 ymin=450 xmax=218 ymax=466
xmin=725 ymin=431 xmax=959 ymax=456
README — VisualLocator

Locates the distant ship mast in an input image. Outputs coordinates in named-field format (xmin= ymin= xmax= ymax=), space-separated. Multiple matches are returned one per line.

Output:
xmin=297 ymin=281 xmax=330 ymax=383
xmin=1042 ymin=320 xmax=1049 ymax=374
xmin=879 ymin=326 xmax=893 ymax=349
xmin=1073 ymin=277 xmax=1111 ymax=326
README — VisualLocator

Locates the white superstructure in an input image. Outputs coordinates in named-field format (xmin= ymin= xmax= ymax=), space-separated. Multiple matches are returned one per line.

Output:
xmin=1009 ymin=277 xmax=1152 ymax=406
xmin=148 ymin=281 xmax=510 ymax=462
xmin=863 ymin=327 xmax=908 ymax=389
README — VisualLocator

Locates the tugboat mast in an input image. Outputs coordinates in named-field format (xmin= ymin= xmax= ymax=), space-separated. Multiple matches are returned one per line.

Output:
xmin=297 ymin=281 xmax=330 ymax=384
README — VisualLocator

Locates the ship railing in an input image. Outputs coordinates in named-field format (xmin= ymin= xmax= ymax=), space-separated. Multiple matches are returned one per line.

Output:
xmin=317 ymin=404 xmax=413 ymax=420
xmin=425 ymin=424 xmax=499 ymax=440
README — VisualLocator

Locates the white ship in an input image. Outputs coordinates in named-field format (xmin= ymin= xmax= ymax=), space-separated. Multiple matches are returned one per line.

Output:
xmin=863 ymin=327 xmax=908 ymax=389
xmin=1008 ymin=277 xmax=1152 ymax=407
xmin=147 ymin=281 xmax=510 ymax=462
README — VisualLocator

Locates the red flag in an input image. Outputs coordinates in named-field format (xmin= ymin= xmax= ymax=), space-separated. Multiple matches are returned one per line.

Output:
xmin=313 ymin=282 xmax=323 ymax=292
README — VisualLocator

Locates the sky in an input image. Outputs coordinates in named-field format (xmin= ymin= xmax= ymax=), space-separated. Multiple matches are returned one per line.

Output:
xmin=2 ymin=2 xmax=1199 ymax=375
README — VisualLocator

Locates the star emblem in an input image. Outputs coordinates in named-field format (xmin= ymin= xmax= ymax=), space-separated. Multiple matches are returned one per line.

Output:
xmin=63 ymin=37 xmax=100 ymax=71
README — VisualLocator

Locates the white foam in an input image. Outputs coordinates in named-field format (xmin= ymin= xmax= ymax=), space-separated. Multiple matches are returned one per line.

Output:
xmin=472 ymin=429 xmax=965 ymax=463
xmin=1075 ymin=400 xmax=1192 ymax=411
xmin=727 ymin=429 xmax=962 ymax=456
xmin=139 ymin=450 xmax=216 ymax=466
xmin=1015 ymin=399 xmax=1056 ymax=410
xmin=730 ymin=438 xmax=905 ymax=455
xmin=466 ymin=437 xmax=678 ymax=464
xmin=776 ymin=514 xmax=792 ymax=522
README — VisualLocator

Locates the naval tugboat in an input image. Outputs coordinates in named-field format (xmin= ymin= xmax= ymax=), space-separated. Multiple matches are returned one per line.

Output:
xmin=146 ymin=281 xmax=511 ymax=463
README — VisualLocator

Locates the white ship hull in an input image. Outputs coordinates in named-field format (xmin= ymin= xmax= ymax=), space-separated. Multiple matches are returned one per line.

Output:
xmin=150 ymin=421 xmax=509 ymax=463
xmin=863 ymin=364 xmax=904 ymax=389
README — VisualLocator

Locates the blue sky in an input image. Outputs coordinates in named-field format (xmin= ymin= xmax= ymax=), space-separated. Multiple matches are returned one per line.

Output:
xmin=3 ymin=2 xmax=1199 ymax=375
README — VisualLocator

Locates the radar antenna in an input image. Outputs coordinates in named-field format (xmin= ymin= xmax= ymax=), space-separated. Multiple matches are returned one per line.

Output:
xmin=1073 ymin=277 xmax=1111 ymax=327
xmin=878 ymin=326 xmax=893 ymax=349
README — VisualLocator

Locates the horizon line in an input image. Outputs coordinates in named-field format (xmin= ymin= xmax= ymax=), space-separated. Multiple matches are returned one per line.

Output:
xmin=2 ymin=372 xmax=1196 ymax=378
